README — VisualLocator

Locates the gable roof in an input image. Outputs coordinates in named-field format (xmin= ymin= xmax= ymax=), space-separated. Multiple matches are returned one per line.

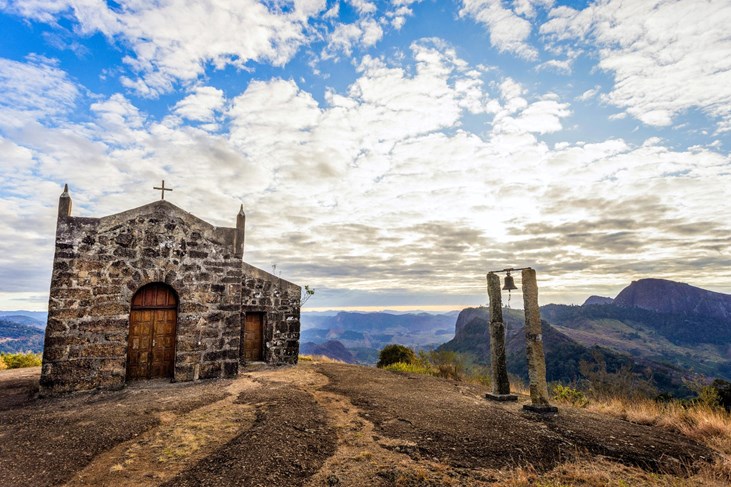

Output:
xmin=95 ymin=200 xmax=234 ymax=233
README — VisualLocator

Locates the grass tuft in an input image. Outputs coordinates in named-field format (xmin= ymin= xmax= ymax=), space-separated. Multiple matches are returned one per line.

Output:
xmin=298 ymin=354 xmax=344 ymax=364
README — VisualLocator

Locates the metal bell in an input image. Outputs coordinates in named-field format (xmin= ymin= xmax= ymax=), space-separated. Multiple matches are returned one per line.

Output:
xmin=502 ymin=272 xmax=518 ymax=291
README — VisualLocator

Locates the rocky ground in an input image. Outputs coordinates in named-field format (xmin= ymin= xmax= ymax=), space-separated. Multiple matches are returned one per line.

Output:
xmin=0 ymin=362 xmax=724 ymax=486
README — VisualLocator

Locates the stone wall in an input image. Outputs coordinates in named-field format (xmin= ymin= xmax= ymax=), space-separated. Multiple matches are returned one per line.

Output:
xmin=41 ymin=200 xmax=244 ymax=394
xmin=241 ymin=263 xmax=301 ymax=365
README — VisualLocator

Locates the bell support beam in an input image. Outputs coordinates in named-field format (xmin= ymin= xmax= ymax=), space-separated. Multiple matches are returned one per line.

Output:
xmin=485 ymin=272 xmax=517 ymax=401
xmin=521 ymin=268 xmax=557 ymax=413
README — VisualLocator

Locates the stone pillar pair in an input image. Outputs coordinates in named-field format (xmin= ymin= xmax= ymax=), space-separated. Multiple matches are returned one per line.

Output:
xmin=485 ymin=268 xmax=557 ymax=413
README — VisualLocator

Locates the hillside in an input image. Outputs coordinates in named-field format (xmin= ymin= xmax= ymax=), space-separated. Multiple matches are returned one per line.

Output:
xmin=614 ymin=278 xmax=731 ymax=320
xmin=0 ymin=311 xmax=47 ymax=325
xmin=583 ymin=295 xmax=614 ymax=305
xmin=542 ymin=304 xmax=731 ymax=381
xmin=435 ymin=307 xmax=685 ymax=393
xmin=0 ymin=363 xmax=719 ymax=486
xmin=541 ymin=279 xmax=731 ymax=383
xmin=0 ymin=318 xmax=44 ymax=353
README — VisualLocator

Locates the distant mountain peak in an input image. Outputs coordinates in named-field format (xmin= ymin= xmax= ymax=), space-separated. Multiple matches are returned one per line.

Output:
xmin=614 ymin=278 xmax=731 ymax=320
xmin=583 ymin=296 xmax=614 ymax=306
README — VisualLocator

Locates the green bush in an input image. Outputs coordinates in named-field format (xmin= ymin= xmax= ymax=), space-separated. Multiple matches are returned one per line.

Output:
xmin=383 ymin=361 xmax=434 ymax=375
xmin=552 ymin=383 xmax=589 ymax=407
xmin=377 ymin=344 xmax=416 ymax=368
xmin=0 ymin=352 xmax=42 ymax=369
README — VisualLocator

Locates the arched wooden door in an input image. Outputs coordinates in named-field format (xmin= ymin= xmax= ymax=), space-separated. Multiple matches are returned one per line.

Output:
xmin=127 ymin=283 xmax=178 ymax=380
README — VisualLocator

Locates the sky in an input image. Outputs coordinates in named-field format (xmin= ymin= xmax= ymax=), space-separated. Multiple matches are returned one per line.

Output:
xmin=0 ymin=0 xmax=730 ymax=312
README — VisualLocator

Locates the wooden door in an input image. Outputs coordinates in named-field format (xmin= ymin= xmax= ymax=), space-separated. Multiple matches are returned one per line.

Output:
xmin=243 ymin=313 xmax=264 ymax=361
xmin=127 ymin=284 xmax=177 ymax=380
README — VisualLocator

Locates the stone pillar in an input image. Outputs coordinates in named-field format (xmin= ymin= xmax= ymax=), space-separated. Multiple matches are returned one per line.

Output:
xmin=58 ymin=184 xmax=72 ymax=218
xmin=485 ymin=272 xmax=517 ymax=401
xmin=521 ymin=268 xmax=557 ymax=413
xmin=235 ymin=204 xmax=245 ymax=258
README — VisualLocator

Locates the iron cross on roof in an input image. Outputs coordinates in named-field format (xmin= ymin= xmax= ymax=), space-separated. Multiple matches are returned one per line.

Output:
xmin=153 ymin=180 xmax=173 ymax=200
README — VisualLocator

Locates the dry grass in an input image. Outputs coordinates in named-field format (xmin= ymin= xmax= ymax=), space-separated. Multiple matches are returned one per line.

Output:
xmin=585 ymin=396 xmax=731 ymax=455
xmin=490 ymin=457 xmax=731 ymax=486
xmin=299 ymin=354 xmax=344 ymax=364
xmin=553 ymin=395 xmax=731 ymax=483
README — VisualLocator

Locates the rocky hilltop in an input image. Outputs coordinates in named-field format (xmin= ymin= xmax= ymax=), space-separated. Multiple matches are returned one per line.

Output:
xmin=614 ymin=278 xmax=731 ymax=320
xmin=582 ymin=295 xmax=614 ymax=306
xmin=0 ymin=363 xmax=716 ymax=486
xmin=452 ymin=306 xmax=489 ymax=336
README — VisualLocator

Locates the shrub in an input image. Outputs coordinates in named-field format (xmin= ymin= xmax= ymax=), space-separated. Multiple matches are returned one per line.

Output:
xmin=0 ymin=352 xmax=42 ymax=369
xmin=553 ymin=384 xmax=589 ymax=407
xmin=383 ymin=361 xmax=434 ymax=375
xmin=695 ymin=385 xmax=721 ymax=409
xmin=377 ymin=344 xmax=416 ymax=368
xmin=0 ymin=355 xmax=7 ymax=370
xmin=427 ymin=350 xmax=465 ymax=381
xmin=711 ymin=379 xmax=731 ymax=412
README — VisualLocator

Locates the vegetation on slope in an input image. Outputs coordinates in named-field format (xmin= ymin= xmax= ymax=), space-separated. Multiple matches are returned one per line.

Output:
xmin=0 ymin=352 xmax=42 ymax=369
xmin=0 ymin=319 xmax=44 ymax=353
xmin=542 ymin=303 xmax=731 ymax=347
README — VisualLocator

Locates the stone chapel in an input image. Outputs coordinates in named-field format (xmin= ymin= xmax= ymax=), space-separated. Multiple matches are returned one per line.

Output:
xmin=40 ymin=184 xmax=302 ymax=395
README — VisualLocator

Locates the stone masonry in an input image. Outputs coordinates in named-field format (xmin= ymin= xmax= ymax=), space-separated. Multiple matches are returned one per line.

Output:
xmin=40 ymin=185 xmax=301 ymax=395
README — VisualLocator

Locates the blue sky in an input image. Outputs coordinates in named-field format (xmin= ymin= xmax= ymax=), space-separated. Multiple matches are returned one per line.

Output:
xmin=0 ymin=0 xmax=730 ymax=311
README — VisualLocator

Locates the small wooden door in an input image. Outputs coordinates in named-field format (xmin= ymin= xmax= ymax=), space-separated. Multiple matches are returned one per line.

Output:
xmin=127 ymin=283 xmax=177 ymax=380
xmin=243 ymin=313 xmax=264 ymax=361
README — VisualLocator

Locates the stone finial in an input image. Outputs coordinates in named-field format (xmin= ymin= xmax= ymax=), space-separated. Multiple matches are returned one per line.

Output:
xmin=235 ymin=204 xmax=246 ymax=258
xmin=521 ymin=268 xmax=557 ymax=413
xmin=485 ymin=272 xmax=516 ymax=401
xmin=58 ymin=183 xmax=72 ymax=218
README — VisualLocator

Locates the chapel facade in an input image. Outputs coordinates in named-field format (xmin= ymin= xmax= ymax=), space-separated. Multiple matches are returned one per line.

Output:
xmin=40 ymin=185 xmax=301 ymax=395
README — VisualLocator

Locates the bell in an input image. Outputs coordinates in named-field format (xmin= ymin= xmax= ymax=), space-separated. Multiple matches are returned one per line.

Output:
xmin=502 ymin=272 xmax=518 ymax=291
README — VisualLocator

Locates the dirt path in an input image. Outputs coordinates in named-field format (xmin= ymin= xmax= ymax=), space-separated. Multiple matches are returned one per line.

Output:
xmin=161 ymin=367 xmax=337 ymax=487
xmin=0 ymin=362 xmax=720 ymax=487
xmin=0 ymin=371 xmax=231 ymax=486
xmin=65 ymin=376 xmax=260 ymax=485
xmin=304 ymin=367 xmax=497 ymax=486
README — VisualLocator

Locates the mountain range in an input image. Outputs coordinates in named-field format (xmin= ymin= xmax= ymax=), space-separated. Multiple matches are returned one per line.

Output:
xmin=300 ymin=311 xmax=457 ymax=363
xmin=438 ymin=279 xmax=731 ymax=396
xmin=2 ymin=278 xmax=730 ymax=396
xmin=301 ymin=278 xmax=731 ymax=396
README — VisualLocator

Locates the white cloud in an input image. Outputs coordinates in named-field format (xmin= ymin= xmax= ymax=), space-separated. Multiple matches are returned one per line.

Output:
xmin=460 ymin=0 xmax=538 ymax=60
xmin=513 ymin=0 xmax=553 ymax=18
xmin=173 ymin=86 xmax=225 ymax=123
xmin=388 ymin=0 xmax=422 ymax=29
xmin=323 ymin=9 xmax=385 ymax=59
xmin=0 ymin=56 xmax=79 ymax=117
xmin=1 ymin=34 xmax=730 ymax=309
xmin=577 ymin=85 xmax=601 ymax=102
xmin=348 ymin=0 xmax=377 ymax=15
xmin=541 ymin=0 xmax=731 ymax=129
xmin=536 ymin=58 xmax=571 ymax=73
xmin=3 ymin=0 xmax=327 ymax=96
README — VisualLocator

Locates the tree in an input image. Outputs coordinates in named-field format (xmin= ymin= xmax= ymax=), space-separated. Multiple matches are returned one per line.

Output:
xmin=301 ymin=285 xmax=315 ymax=306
